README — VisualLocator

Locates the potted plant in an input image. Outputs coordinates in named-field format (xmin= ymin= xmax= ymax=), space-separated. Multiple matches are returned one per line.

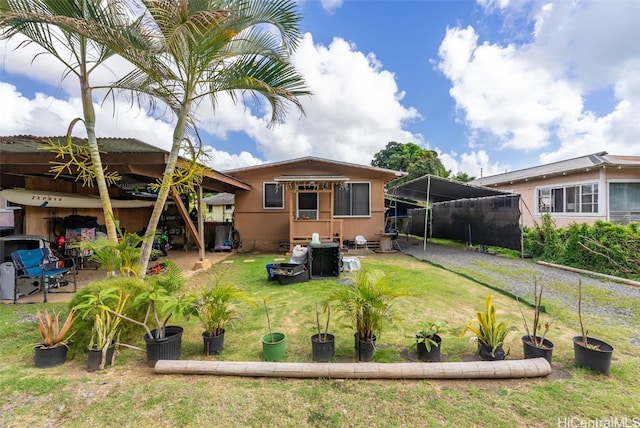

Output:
xmin=328 ymin=268 xmax=411 ymax=362
xmin=34 ymin=309 xmax=76 ymax=368
xmin=516 ymin=278 xmax=558 ymax=364
xmin=409 ymin=321 xmax=444 ymax=362
xmin=75 ymin=288 xmax=129 ymax=371
xmin=311 ymin=303 xmax=334 ymax=362
xmin=261 ymin=298 xmax=286 ymax=362
xmin=573 ymin=279 xmax=614 ymax=374
xmin=73 ymin=260 xmax=194 ymax=367
xmin=193 ymin=270 xmax=255 ymax=356
xmin=461 ymin=293 xmax=515 ymax=361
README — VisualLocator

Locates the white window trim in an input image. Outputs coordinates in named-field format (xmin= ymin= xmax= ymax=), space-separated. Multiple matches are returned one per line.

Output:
xmin=296 ymin=191 xmax=318 ymax=219
xmin=534 ymin=179 xmax=600 ymax=216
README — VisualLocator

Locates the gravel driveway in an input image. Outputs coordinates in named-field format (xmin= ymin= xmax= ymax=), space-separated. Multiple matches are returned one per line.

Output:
xmin=397 ymin=237 xmax=640 ymax=346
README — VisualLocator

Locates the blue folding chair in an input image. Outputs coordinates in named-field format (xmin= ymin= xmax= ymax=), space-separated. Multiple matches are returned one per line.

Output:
xmin=10 ymin=248 xmax=76 ymax=303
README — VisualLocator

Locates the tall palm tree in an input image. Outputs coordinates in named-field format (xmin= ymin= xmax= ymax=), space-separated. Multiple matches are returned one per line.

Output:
xmin=0 ymin=0 xmax=128 ymax=242
xmin=72 ymin=0 xmax=311 ymax=275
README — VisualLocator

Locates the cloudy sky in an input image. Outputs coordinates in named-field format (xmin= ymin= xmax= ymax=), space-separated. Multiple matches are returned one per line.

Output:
xmin=1 ymin=0 xmax=639 ymax=179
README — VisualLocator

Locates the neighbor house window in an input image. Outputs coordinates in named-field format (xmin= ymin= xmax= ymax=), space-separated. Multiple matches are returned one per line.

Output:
xmin=609 ymin=182 xmax=640 ymax=211
xmin=537 ymin=183 xmax=598 ymax=214
xmin=263 ymin=183 xmax=284 ymax=209
xmin=334 ymin=182 xmax=370 ymax=216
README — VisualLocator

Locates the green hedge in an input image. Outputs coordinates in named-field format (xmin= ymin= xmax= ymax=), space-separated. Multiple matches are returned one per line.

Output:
xmin=523 ymin=215 xmax=640 ymax=280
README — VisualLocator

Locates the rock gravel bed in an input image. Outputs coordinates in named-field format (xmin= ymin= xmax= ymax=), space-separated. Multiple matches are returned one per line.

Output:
xmin=397 ymin=238 xmax=640 ymax=346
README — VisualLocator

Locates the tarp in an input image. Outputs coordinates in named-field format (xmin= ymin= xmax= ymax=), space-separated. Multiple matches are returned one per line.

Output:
xmin=389 ymin=174 xmax=510 ymax=203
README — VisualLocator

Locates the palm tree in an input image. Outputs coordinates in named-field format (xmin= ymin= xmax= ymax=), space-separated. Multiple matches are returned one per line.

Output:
xmin=0 ymin=0 xmax=129 ymax=242
xmin=70 ymin=0 xmax=311 ymax=275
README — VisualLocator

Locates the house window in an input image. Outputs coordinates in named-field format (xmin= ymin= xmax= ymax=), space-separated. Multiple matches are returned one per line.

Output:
xmin=297 ymin=192 xmax=318 ymax=219
xmin=609 ymin=183 xmax=640 ymax=211
xmin=263 ymin=183 xmax=284 ymax=209
xmin=537 ymin=183 xmax=598 ymax=214
xmin=334 ymin=183 xmax=370 ymax=216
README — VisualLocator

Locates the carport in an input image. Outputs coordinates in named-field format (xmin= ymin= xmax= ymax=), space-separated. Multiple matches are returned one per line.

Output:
xmin=388 ymin=175 xmax=522 ymax=251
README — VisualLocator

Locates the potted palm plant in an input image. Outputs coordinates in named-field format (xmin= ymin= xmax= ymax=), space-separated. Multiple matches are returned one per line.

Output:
xmin=409 ymin=321 xmax=444 ymax=362
xmin=311 ymin=303 xmax=334 ymax=362
xmin=517 ymin=278 xmax=557 ymax=364
xmin=461 ymin=293 xmax=515 ymax=361
xmin=193 ymin=271 xmax=255 ymax=355
xmin=34 ymin=309 xmax=76 ymax=368
xmin=573 ymin=279 xmax=614 ymax=374
xmin=328 ymin=268 xmax=411 ymax=362
xmin=75 ymin=288 xmax=129 ymax=371
xmin=74 ymin=260 xmax=194 ymax=367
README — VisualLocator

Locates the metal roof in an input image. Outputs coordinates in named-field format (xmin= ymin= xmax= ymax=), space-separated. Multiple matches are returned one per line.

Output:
xmin=203 ymin=192 xmax=235 ymax=205
xmin=472 ymin=152 xmax=640 ymax=186
xmin=390 ymin=174 xmax=512 ymax=203
xmin=0 ymin=135 xmax=249 ymax=194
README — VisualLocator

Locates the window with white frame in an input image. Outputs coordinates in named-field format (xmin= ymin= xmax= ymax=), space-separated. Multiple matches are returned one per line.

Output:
xmin=263 ymin=183 xmax=284 ymax=209
xmin=334 ymin=182 xmax=370 ymax=216
xmin=537 ymin=183 xmax=598 ymax=214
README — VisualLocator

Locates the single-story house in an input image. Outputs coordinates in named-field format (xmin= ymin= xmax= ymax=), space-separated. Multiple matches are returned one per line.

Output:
xmin=0 ymin=135 xmax=249 ymax=248
xmin=222 ymin=157 xmax=407 ymax=252
xmin=202 ymin=192 xmax=234 ymax=223
xmin=471 ymin=152 xmax=640 ymax=228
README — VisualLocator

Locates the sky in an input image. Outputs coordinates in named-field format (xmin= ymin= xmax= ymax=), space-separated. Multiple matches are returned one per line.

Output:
xmin=1 ymin=0 xmax=639 ymax=179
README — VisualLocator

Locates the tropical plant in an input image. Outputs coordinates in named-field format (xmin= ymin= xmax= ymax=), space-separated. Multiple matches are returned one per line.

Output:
xmin=35 ymin=308 xmax=76 ymax=348
xmin=0 ymin=0 xmax=130 ymax=242
xmin=409 ymin=321 xmax=444 ymax=353
xmin=314 ymin=302 xmax=331 ymax=343
xmin=74 ymin=288 xmax=128 ymax=351
xmin=41 ymin=0 xmax=311 ymax=276
xmin=516 ymin=278 xmax=558 ymax=348
xmin=328 ymin=268 xmax=411 ymax=342
xmin=193 ymin=270 xmax=255 ymax=337
xmin=461 ymin=293 xmax=515 ymax=358
xmin=73 ymin=260 xmax=195 ymax=340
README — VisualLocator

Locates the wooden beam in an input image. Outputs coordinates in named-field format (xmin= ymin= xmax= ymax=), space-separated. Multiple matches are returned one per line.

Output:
xmin=170 ymin=186 xmax=203 ymax=250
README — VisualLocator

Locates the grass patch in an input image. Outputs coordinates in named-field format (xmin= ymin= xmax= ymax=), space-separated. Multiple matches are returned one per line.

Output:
xmin=0 ymin=252 xmax=638 ymax=427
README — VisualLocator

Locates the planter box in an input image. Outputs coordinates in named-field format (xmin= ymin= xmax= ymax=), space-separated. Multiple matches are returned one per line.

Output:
xmin=277 ymin=269 xmax=309 ymax=285
xmin=269 ymin=263 xmax=305 ymax=277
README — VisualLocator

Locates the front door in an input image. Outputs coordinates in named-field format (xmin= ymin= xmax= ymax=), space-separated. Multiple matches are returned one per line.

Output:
xmin=297 ymin=192 xmax=318 ymax=220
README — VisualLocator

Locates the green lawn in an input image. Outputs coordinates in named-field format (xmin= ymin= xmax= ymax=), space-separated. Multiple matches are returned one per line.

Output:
xmin=1 ymin=252 xmax=638 ymax=427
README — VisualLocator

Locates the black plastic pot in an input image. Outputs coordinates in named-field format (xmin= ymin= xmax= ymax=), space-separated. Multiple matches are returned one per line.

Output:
xmin=311 ymin=333 xmax=335 ymax=362
xmin=416 ymin=334 xmax=442 ymax=362
xmin=203 ymin=330 xmax=225 ymax=356
xmin=34 ymin=345 xmax=68 ymax=368
xmin=522 ymin=335 xmax=554 ymax=364
xmin=354 ymin=333 xmax=377 ymax=362
xmin=144 ymin=326 xmax=184 ymax=367
xmin=573 ymin=336 xmax=614 ymax=375
xmin=87 ymin=344 xmax=116 ymax=372
xmin=478 ymin=343 xmax=505 ymax=361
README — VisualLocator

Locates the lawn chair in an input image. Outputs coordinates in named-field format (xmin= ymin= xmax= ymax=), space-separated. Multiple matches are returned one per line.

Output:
xmin=354 ymin=235 xmax=367 ymax=250
xmin=10 ymin=248 xmax=76 ymax=303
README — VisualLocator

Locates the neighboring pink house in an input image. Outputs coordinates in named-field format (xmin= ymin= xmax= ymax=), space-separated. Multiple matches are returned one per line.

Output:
xmin=471 ymin=152 xmax=640 ymax=228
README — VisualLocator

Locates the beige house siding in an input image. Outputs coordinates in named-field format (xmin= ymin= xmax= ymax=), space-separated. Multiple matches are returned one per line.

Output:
xmin=225 ymin=158 xmax=402 ymax=252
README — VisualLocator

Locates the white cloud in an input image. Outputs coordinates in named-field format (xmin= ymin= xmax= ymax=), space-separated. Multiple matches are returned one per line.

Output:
xmin=437 ymin=0 xmax=640 ymax=174
xmin=320 ymin=0 xmax=343 ymax=14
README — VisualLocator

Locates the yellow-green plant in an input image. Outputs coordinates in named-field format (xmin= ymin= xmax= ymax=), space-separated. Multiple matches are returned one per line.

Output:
xmin=328 ymin=268 xmax=412 ymax=342
xmin=461 ymin=293 xmax=515 ymax=358
xmin=193 ymin=271 xmax=255 ymax=337
xmin=36 ymin=309 xmax=76 ymax=348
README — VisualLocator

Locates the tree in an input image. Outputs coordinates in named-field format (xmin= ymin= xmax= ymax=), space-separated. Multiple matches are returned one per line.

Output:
xmin=451 ymin=172 xmax=475 ymax=183
xmin=65 ymin=0 xmax=310 ymax=276
xmin=372 ymin=141 xmax=449 ymax=183
xmin=0 ymin=0 xmax=128 ymax=242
